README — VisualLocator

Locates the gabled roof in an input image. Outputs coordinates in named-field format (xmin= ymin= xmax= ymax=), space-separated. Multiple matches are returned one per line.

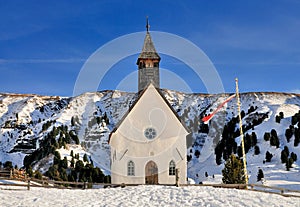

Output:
xmin=108 ymin=83 xmax=190 ymax=144
xmin=136 ymin=31 xmax=161 ymax=63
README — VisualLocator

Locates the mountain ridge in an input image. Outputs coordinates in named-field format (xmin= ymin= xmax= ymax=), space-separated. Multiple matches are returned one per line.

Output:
xmin=0 ymin=90 xmax=299 ymax=189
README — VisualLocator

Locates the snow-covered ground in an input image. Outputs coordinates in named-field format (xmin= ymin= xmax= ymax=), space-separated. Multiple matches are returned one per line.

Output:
xmin=0 ymin=185 xmax=299 ymax=207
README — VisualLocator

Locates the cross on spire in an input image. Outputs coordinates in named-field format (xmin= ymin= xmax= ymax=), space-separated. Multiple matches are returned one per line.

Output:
xmin=146 ymin=16 xmax=150 ymax=32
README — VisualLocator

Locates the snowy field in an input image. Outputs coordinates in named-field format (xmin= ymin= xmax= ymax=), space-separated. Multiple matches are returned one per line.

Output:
xmin=0 ymin=185 xmax=299 ymax=207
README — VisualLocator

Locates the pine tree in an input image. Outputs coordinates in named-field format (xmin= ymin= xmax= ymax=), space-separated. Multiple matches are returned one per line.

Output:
xmin=270 ymin=129 xmax=279 ymax=148
xmin=283 ymin=146 xmax=289 ymax=156
xmin=291 ymin=152 xmax=297 ymax=162
xmin=279 ymin=112 xmax=284 ymax=119
xmin=60 ymin=156 xmax=68 ymax=169
xmin=3 ymin=161 xmax=13 ymax=170
xmin=275 ymin=115 xmax=281 ymax=123
xmin=265 ymin=151 xmax=273 ymax=162
xmin=194 ymin=150 xmax=200 ymax=158
xmin=254 ymin=145 xmax=260 ymax=155
xmin=281 ymin=150 xmax=288 ymax=163
xmin=251 ymin=132 xmax=257 ymax=146
xmin=26 ymin=165 xmax=34 ymax=177
xmin=286 ymin=157 xmax=294 ymax=171
xmin=83 ymin=154 xmax=88 ymax=163
xmin=53 ymin=151 xmax=61 ymax=165
xmin=264 ymin=132 xmax=270 ymax=141
xmin=222 ymin=154 xmax=245 ymax=184
xmin=294 ymin=128 xmax=300 ymax=147
xmin=71 ymin=116 xmax=75 ymax=126
xmin=257 ymin=169 xmax=264 ymax=182
xmin=70 ymin=157 xmax=75 ymax=168
xmin=285 ymin=128 xmax=293 ymax=143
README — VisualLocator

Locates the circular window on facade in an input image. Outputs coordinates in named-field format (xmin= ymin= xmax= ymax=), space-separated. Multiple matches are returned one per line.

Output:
xmin=144 ymin=127 xmax=157 ymax=139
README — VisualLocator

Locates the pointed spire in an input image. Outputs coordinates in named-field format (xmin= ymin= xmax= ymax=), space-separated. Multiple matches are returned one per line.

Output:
xmin=146 ymin=16 xmax=150 ymax=32
xmin=137 ymin=17 xmax=160 ymax=62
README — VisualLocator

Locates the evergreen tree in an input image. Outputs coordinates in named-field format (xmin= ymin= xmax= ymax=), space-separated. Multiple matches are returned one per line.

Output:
xmin=237 ymin=146 xmax=243 ymax=158
xmin=53 ymin=151 xmax=61 ymax=165
xmin=244 ymin=133 xmax=251 ymax=153
xmin=194 ymin=149 xmax=200 ymax=158
xmin=275 ymin=115 xmax=281 ymax=123
xmin=291 ymin=115 xmax=298 ymax=125
xmin=254 ymin=145 xmax=260 ymax=155
xmin=257 ymin=169 xmax=264 ymax=182
xmin=83 ymin=154 xmax=89 ymax=163
xmin=96 ymin=116 xmax=101 ymax=125
xmin=285 ymin=128 xmax=293 ymax=143
xmin=251 ymin=132 xmax=257 ymax=146
xmin=222 ymin=154 xmax=245 ymax=184
xmin=265 ymin=151 xmax=273 ymax=162
xmin=294 ymin=128 xmax=300 ymax=147
xmin=248 ymin=106 xmax=255 ymax=114
xmin=26 ymin=165 xmax=34 ymax=177
xmin=34 ymin=171 xmax=43 ymax=180
xmin=270 ymin=129 xmax=279 ymax=148
xmin=291 ymin=152 xmax=297 ymax=161
xmin=70 ymin=157 xmax=75 ymax=168
xmin=3 ymin=161 xmax=13 ymax=170
xmin=187 ymin=154 xmax=192 ymax=162
xmin=279 ymin=112 xmax=284 ymax=119
xmin=283 ymin=146 xmax=289 ymax=155
xmin=264 ymin=132 xmax=270 ymax=141
xmin=286 ymin=157 xmax=294 ymax=171
xmin=215 ymin=141 xmax=223 ymax=165
xmin=281 ymin=149 xmax=288 ymax=163
xmin=60 ymin=157 xmax=68 ymax=169
xmin=75 ymin=160 xmax=84 ymax=172
xmin=46 ymin=165 xmax=59 ymax=180
xmin=241 ymin=110 xmax=245 ymax=119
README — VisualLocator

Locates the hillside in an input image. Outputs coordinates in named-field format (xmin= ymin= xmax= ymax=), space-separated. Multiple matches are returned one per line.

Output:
xmin=0 ymin=90 xmax=300 ymax=188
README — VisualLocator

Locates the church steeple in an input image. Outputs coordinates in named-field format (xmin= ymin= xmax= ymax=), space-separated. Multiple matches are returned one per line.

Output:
xmin=146 ymin=16 xmax=150 ymax=32
xmin=137 ymin=17 xmax=161 ymax=92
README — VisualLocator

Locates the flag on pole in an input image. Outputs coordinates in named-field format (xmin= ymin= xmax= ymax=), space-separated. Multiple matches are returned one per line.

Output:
xmin=202 ymin=94 xmax=236 ymax=123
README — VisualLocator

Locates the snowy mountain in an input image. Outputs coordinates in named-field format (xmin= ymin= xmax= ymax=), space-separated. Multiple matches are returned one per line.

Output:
xmin=0 ymin=90 xmax=299 ymax=189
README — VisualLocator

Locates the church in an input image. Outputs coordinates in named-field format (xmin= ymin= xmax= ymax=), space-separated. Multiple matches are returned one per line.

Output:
xmin=109 ymin=20 xmax=189 ymax=185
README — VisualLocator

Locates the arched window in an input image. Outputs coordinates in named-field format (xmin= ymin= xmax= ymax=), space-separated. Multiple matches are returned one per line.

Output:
xmin=169 ymin=160 xmax=176 ymax=176
xmin=127 ymin=161 xmax=135 ymax=176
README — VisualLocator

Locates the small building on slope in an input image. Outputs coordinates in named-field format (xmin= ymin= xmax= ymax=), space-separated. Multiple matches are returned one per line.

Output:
xmin=109 ymin=20 xmax=189 ymax=184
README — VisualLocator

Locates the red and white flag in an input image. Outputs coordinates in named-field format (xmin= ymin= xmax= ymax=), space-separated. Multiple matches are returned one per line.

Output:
xmin=202 ymin=94 xmax=236 ymax=123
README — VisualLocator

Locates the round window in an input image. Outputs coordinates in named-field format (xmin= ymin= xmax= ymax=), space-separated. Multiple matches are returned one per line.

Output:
xmin=144 ymin=127 xmax=157 ymax=139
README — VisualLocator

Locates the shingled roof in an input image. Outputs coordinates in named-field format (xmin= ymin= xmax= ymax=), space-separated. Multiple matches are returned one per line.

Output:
xmin=136 ymin=31 xmax=161 ymax=64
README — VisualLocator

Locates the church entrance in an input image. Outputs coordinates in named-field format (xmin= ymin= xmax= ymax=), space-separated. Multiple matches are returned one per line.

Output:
xmin=145 ymin=161 xmax=158 ymax=184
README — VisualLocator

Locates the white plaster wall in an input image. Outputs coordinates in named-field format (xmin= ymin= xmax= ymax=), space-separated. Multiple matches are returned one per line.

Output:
xmin=110 ymin=84 xmax=188 ymax=184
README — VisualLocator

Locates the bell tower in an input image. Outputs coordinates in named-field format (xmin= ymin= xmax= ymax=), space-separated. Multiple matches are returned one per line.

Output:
xmin=137 ymin=17 xmax=161 ymax=92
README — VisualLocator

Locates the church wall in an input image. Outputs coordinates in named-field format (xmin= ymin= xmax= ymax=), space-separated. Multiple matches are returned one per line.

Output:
xmin=109 ymin=84 xmax=188 ymax=185
xmin=110 ymin=133 xmax=187 ymax=185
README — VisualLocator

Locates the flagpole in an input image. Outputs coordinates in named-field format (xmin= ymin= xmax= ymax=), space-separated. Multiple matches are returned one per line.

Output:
xmin=235 ymin=78 xmax=249 ymax=186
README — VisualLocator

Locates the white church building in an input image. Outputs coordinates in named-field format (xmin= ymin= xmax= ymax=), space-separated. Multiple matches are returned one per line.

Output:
xmin=109 ymin=20 xmax=189 ymax=185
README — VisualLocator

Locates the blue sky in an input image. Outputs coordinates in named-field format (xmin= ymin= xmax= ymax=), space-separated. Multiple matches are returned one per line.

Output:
xmin=1 ymin=0 xmax=300 ymax=96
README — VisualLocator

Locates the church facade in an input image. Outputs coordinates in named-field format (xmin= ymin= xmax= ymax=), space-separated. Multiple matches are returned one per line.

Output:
xmin=109 ymin=21 xmax=189 ymax=184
